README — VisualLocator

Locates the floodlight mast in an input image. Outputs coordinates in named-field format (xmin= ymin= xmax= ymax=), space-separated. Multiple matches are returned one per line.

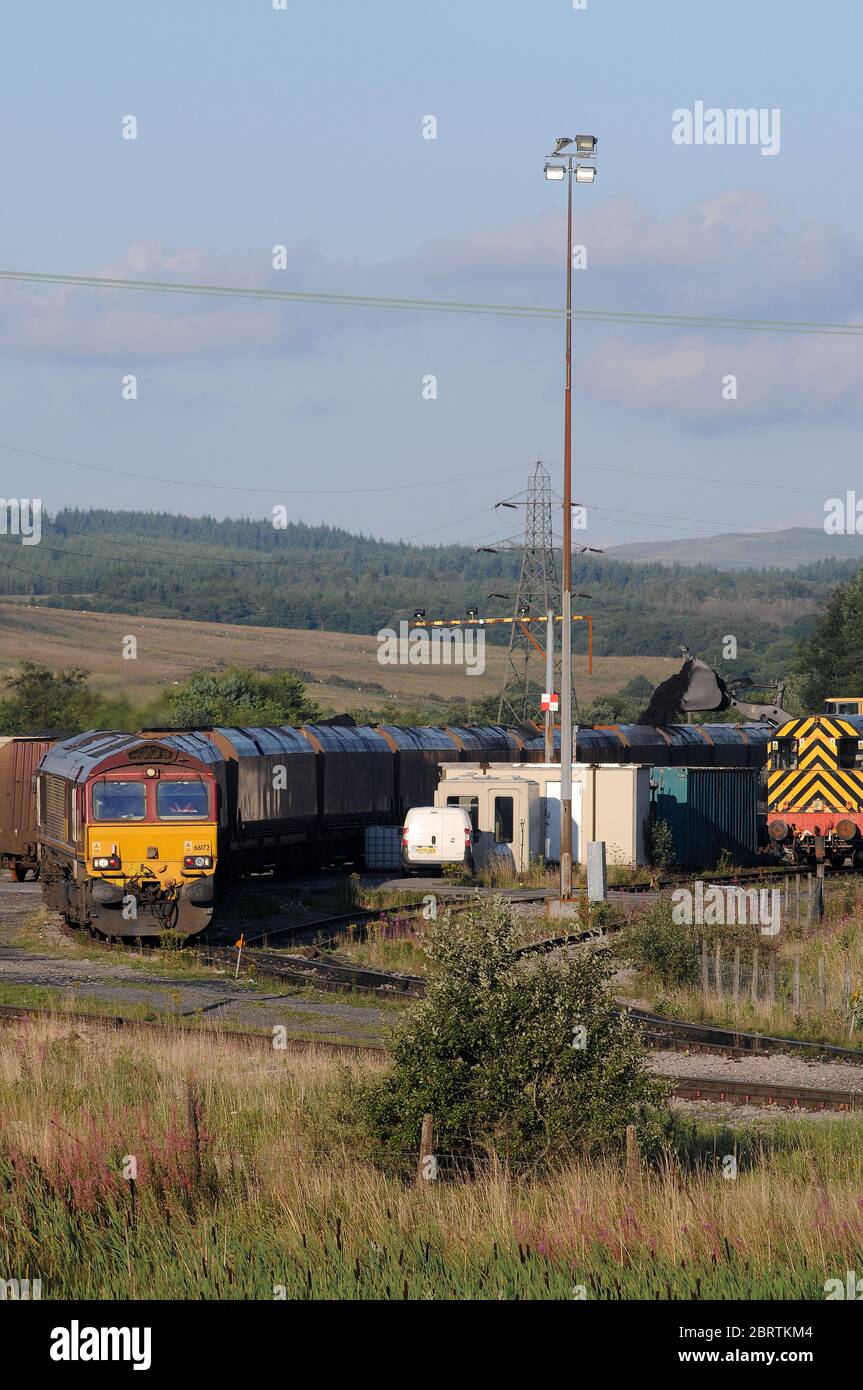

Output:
xmin=544 ymin=134 xmax=597 ymax=899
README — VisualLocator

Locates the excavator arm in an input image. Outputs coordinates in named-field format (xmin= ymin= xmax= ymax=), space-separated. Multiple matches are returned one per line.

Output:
xmin=638 ymin=657 xmax=791 ymax=727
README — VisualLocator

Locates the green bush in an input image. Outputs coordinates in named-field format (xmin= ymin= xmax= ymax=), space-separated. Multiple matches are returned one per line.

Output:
xmin=358 ymin=898 xmax=665 ymax=1167
xmin=615 ymin=901 xmax=700 ymax=989
xmin=142 ymin=665 xmax=321 ymax=728
xmin=644 ymin=815 xmax=676 ymax=870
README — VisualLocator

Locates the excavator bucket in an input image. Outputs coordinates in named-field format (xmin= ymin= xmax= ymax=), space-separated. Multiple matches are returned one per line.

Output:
xmin=679 ymin=658 xmax=730 ymax=713
xmin=637 ymin=658 xmax=730 ymax=725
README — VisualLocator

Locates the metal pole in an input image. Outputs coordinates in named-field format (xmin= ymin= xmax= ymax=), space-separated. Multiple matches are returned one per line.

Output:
xmin=559 ymin=159 xmax=574 ymax=897
xmin=544 ymin=609 xmax=554 ymax=762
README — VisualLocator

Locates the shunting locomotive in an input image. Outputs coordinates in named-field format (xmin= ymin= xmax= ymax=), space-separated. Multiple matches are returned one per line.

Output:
xmin=767 ymin=708 xmax=863 ymax=866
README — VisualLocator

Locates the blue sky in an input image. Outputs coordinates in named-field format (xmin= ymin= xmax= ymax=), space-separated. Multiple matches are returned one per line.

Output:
xmin=1 ymin=0 xmax=861 ymax=549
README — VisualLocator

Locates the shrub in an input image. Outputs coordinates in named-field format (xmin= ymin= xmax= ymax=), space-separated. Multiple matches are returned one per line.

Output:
xmin=357 ymin=898 xmax=665 ymax=1167
xmin=644 ymin=815 xmax=676 ymax=870
xmin=615 ymin=901 xmax=700 ymax=990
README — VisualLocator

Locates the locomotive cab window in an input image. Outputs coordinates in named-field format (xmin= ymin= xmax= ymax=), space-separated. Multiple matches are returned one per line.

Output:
xmin=157 ymin=780 xmax=210 ymax=819
xmin=836 ymin=737 xmax=863 ymax=770
xmin=493 ymin=795 xmax=514 ymax=845
xmin=826 ymin=700 xmax=862 ymax=716
xmin=92 ymin=781 xmax=146 ymax=821
xmin=774 ymin=738 xmax=798 ymax=771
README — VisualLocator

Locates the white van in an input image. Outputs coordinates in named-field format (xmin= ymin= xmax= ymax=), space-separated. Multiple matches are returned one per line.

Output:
xmin=401 ymin=806 xmax=474 ymax=873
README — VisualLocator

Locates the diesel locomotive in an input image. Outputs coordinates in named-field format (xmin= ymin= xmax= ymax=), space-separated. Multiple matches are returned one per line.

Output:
xmin=37 ymin=731 xmax=224 ymax=936
xmin=767 ymin=706 xmax=863 ymax=866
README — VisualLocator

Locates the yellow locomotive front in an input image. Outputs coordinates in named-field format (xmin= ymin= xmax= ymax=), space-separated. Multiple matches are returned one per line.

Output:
xmin=37 ymin=733 xmax=224 ymax=939
xmin=767 ymin=712 xmax=863 ymax=866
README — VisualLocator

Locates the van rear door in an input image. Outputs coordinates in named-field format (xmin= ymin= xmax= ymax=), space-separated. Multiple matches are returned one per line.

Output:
xmin=405 ymin=807 xmax=442 ymax=862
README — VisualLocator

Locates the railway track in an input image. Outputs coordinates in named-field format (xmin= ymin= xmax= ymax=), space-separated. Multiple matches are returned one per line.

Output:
xmin=629 ymin=1008 xmax=863 ymax=1064
xmin=668 ymin=1076 xmax=859 ymax=1112
xmin=57 ymin=901 xmax=863 ymax=1074
xmin=203 ymin=942 xmax=426 ymax=1000
xmin=224 ymin=904 xmax=420 ymax=950
xmin=0 ymin=1002 xmax=383 ymax=1057
xmin=1 ymin=1002 xmax=859 ymax=1112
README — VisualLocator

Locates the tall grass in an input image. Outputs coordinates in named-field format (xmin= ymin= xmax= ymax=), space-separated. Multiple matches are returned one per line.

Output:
xmin=616 ymin=879 xmax=863 ymax=1047
xmin=1 ymin=1018 xmax=863 ymax=1298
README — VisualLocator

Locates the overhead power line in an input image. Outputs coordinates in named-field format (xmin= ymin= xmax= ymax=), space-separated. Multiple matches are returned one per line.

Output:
xmin=0 ymin=441 xmax=527 ymax=496
xmin=1 ymin=266 xmax=862 ymax=338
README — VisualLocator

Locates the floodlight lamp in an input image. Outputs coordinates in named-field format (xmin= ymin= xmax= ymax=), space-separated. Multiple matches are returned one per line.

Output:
xmin=544 ymin=162 xmax=566 ymax=181
xmin=575 ymin=165 xmax=597 ymax=184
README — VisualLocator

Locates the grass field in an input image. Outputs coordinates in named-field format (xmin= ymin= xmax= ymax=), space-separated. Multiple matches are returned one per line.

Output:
xmin=0 ymin=600 xmax=676 ymax=715
xmin=2 ymin=1014 xmax=863 ymax=1299
xmin=615 ymin=879 xmax=863 ymax=1049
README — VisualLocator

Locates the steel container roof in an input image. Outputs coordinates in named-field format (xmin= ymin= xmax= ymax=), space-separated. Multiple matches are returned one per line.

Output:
xmin=300 ymin=724 xmax=391 ymax=753
xmin=215 ymin=726 xmax=313 ymax=756
xmin=377 ymin=725 xmax=461 ymax=753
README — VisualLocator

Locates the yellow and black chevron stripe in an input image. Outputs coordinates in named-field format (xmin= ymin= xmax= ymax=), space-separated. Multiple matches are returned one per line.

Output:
xmin=768 ymin=717 xmax=863 ymax=812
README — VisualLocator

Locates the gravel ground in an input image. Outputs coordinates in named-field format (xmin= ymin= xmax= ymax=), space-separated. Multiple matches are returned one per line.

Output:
xmin=0 ymin=880 xmax=389 ymax=1041
xmin=649 ymin=1048 xmax=863 ymax=1095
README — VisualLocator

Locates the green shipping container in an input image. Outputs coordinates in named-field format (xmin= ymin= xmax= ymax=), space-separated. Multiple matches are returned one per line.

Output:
xmin=649 ymin=766 xmax=759 ymax=868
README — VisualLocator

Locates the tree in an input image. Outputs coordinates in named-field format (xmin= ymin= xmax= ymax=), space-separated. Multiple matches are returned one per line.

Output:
xmin=0 ymin=663 xmax=137 ymax=734
xmin=150 ymin=666 xmax=321 ymax=728
xmin=795 ymin=572 xmax=863 ymax=707
xmin=0 ymin=663 xmax=110 ymax=734
xmin=358 ymin=899 xmax=665 ymax=1166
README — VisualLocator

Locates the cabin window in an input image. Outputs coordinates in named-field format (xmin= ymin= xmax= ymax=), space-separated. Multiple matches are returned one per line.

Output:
xmin=836 ymin=737 xmax=863 ymax=770
xmin=157 ymin=780 xmax=210 ymax=819
xmin=92 ymin=781 xmax=146 ymax=821
xmin=494 ymin=796 xmax=514 ymax=844
xmin=774 ymin=738 xmax=797 ymax=771
xmin=447 ymin=794 xmax=478 ymax=835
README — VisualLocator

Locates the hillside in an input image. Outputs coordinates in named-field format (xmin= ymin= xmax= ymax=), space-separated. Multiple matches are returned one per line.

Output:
xmin=2 ymin=510 xmax=859 ymax=683
xmin=607 ymin=527 xmax=863 ymax=570
xmin=0 ymin=601 xmax=678 ymax=716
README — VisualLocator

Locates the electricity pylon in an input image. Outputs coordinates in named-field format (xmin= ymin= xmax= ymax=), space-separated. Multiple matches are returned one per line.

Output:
xmin=496 ymin=462 xmax=562 ymax=724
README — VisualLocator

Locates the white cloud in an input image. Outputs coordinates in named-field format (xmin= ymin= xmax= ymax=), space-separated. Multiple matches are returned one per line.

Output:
xmin=2 ymin=192 xmax=863 ymax=424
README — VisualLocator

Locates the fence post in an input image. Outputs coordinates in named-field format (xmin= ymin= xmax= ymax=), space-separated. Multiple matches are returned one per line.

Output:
xmin=733 ymin=947 xmax=741 ymax=1010
xmin=793 ymin=955 xmax=801 ymax=1012
xmin=714 ymin=940 xmax=722 ymax=997
xmin=587 ymin=841 xmax=607 ymax=902
xmin=768 ymin=952 xmax=776 ymax=1006
xmin=815 ymin=865 xmax=825 ymax=922
xmin=417 ymin=1113 xmax=435 ymax=1187
xmin=751 ymin=948 xmax=759 ymax=1004
xmin=701 ymin=938 xmax=710 ymax=1000
xmin=625 ymin=1124 xmax=640 ymax=1185
xmin=844 ymin=958 xmax=853 ymax=1007
xmin=795 ymin=874 xmax=800 ymax=926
